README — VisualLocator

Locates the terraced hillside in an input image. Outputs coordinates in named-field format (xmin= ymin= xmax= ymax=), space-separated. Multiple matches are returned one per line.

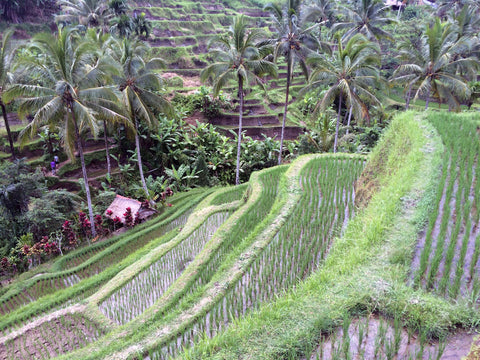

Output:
xmin=136 ymin=0 xmax=305 ymax=140
xmin=1 ymin=111 xmax=480 ymax=359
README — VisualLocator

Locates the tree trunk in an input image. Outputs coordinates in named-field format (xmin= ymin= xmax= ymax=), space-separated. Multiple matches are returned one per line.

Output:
xmin=73 ymin=113 xmax=96 ymax=239
xmin=425 ymin=88 xmax=430 ymax=110
xmin=278 ymin=53 xmax=292 ymax=165
xmin=103 ymin=120 xmax=111 ymax=178
xmin=405 ymin=84 xmax=412 ymax=110
xmin=346 ymin=105 xmax=353 ymax=135
xmin=236 ymin=76 xmax=244 ymax=185
xmin=334 ymin=90 xmax=343 ymax=154
xmin=135 ymin=117 xmax=153 ymax=205
xmin=0 ymin=101 xmax=15 ymax=158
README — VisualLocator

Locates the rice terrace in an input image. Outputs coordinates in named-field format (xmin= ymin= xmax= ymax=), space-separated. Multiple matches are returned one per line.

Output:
xmin=1 ymin=0 xmax=480 ymax=359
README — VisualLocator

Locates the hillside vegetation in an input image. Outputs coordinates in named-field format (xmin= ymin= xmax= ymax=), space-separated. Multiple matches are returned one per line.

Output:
xmin=2 ymin=0 xmax=480 ymax=358
xmin=1 ymin=111 xmax=480 ymax=360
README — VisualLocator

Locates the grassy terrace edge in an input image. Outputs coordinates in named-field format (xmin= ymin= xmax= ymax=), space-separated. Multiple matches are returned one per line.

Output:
xmin=178 ymin=111 xmax=480 ymax=359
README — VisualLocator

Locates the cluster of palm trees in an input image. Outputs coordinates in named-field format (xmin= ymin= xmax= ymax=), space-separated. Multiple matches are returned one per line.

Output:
xmin=203 ymin=0 xmax=480 ymax=165
xmin=1 ymin=28 xmax=172 ymax=237
xmin=56 ymin=0 xmax=151 ymax=38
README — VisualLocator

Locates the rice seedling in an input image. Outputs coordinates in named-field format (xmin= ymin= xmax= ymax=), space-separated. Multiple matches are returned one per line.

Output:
xmin=100 ymin=211 xmax=232 ymax=324
xmin=306 ymin=315 xmax=444 ymax=360
xmin=0 ymin=313 xmax=105 ymax=359
xmin=411 ymin=113 xmax=480 ymax=300
xmin=144 ymin=155 xmax=364 ymax=359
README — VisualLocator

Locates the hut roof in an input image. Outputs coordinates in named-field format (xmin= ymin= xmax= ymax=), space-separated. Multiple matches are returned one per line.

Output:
xmin=105 ymin=195 xmax=156 ymax=224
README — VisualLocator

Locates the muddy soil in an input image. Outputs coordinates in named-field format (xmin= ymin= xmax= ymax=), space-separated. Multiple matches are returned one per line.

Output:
xmin=0 ymin=313 xmax=103 ymax=359
xmin=307 ymin=315 xmax=477 ymax=360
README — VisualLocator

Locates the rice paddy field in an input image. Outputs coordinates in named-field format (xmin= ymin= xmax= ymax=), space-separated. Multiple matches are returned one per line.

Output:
xmin=1 ymin=111 xmax=480 ymax=359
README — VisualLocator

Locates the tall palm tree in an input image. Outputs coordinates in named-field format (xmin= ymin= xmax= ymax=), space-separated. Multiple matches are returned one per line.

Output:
xmin=333 ymin=0 xmax=395 ymax=41
xmin=4 ymin=28 xmax=125 ymax=237
xmin=305 ymin=33 xmax=380 ymax=153
xmin=201 ymin=15 xmax=277 ymax=185
xmin=0 ymin=29 xmax=16 ymax=158
xmin=264 ymin=0 xmax=317 ymax=165
xmin=391 ymin=19 xmax=477 ymax=110
xmin=108 ymin=37 xmax=173 ymax=201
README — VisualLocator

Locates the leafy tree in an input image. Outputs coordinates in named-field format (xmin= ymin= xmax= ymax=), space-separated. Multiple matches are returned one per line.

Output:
xmin=391 ymin=18 xmax=477 ymax=110
xmin=132 ymin=11 xmax=152 ymax=39
xmin=109 ymin=13 xmax=133 ymax=38
xmin=0 ymin=29 xmax=16 ymax=158
xmin=306 ymin=33 xmax=380 ymax=152
xmin=264 ymin=0 xmax=317 ymax=165
xmin=108 ymin=37 xmax=173 ymax=201
xmin=201 ymin=15 xmax=277 ymax=185
xmin=4 ymin=27 xmax=124 ymax=237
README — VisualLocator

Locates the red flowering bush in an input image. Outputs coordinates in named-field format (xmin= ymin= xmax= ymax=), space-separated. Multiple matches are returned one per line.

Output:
xmin=62 ymin=220 xmax=77 ymax=249
xmin=124 ymin=207 xmax=134 ymax=228
xmin=78 ymin=212 xmax=92 ymax=240
xmin=94 ymin=214 xmax=104 ymax=236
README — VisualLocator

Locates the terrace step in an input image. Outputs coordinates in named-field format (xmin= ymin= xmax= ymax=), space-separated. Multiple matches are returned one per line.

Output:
xmin=210 ymin=114 xmax=279 ymax=126
xmin=220 ymin=126 xmax=304 ymax=140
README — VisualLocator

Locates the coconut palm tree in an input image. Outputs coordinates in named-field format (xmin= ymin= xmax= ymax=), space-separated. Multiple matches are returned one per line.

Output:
xmin=4 ymin=28 xmax=125 ymax=237
xmin=264 ymin=0 xmax=317 ymax=165
xmin=201 ymin=15 xmax=277 ymax=185
xmin=333 ymin=0 xmax=395 ymax=41
xmin=391 ymin=18 xmax=477 ymax=110
xmin=108 ymin=37 xmax=173 ymax=201
xmin=0 ymin=29 xmax=16 ymax=158
xmin=305 ymin=33 xmax=380 ymax=153
xmin=56 ymin=0 xmax=109 ymax=29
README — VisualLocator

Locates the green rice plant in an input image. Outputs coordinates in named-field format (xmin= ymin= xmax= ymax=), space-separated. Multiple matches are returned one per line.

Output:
xmin=412 ymin=112 xmax=480 ymax=300
xmin=100 ymin=211 xmax=232 ymax=324
xmin=143 ymin=156 xmax=364 ymax=359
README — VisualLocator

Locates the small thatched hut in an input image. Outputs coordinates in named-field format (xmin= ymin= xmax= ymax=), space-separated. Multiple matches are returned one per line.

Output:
xmin=105 ymin=195 xmax=157 ymax=224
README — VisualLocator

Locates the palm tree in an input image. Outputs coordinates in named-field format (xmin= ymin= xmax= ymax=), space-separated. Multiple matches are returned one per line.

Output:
xmin=302 ymin=0 xmax=336 ymax=36
xmin=391 ymin=19 xmax=477 ymax=110
xmin=305 ymin=33 xmax=380 ymax=153
xmin=108 ymin=0 xmax=129 ymax=16
xmin=56 ymin=0 xmax=109 ymax=29
xmin=264 ymin=0 xmax=317 ymax=165
xmin=108 ymin=37 xmax=173 ymax=201
xmin=0 ymin=29 xmax=16 ymax=158
xmin=201 ymin=15 xmax=277 ymax=185
xmin=4 ymin=28 xmax=125 ymax=237
xmin=333 ymin=0 xmax=395 ymax=41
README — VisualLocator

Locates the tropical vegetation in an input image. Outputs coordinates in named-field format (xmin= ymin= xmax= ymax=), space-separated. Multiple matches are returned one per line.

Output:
xmin=0 ymin=0 xmax=480 ymax=359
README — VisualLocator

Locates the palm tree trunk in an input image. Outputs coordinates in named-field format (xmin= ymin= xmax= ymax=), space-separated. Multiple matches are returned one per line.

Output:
xmin=135 ymin=117 xmax=153 ymax=204
xmin=425 ymin=89 xmax=430 ymax=110
xmin=236 ymin=76 xmax=244 ymax=185
xmin=346 ymin=105 xmax=353 ymax=135
xmin=103 ymin=120 xmax=111 ymax=178
xmin=278 ymin=53 xmax=292 ymax=165
xmin=405 ymin=84 xmax=412 ymax=110
xmin=73 ymin=113 xmax=96 ymax=239
xmin=1 ymin=101 xmax=15 ymax=158
xmin=334 ymin=90 xmax=343 ymax=154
